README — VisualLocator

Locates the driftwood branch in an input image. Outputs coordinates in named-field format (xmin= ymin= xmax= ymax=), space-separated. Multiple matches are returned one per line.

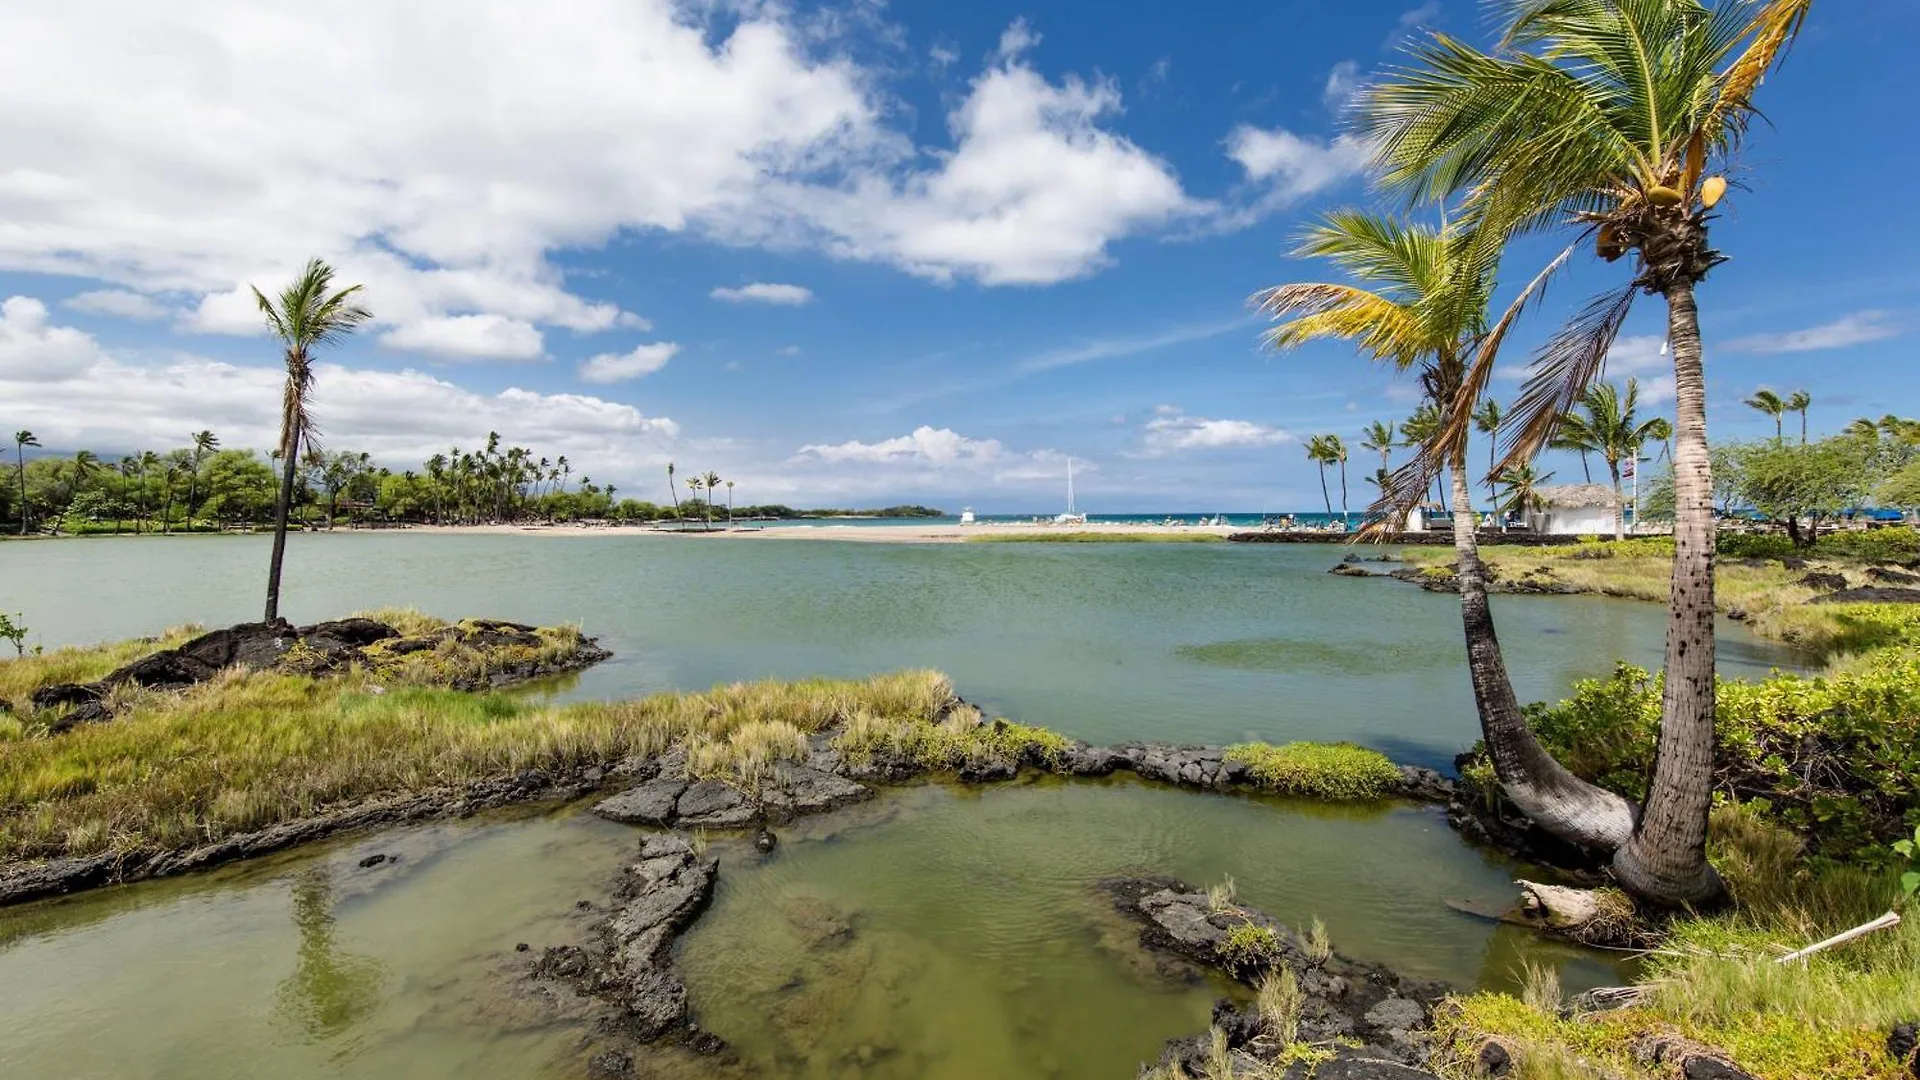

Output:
xmin=1775 ymin=910 xmax=1901 ymax=964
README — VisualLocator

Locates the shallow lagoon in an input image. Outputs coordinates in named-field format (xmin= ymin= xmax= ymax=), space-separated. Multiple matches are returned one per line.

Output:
xmin=0 ymin=533 xmax=1802 ymax=1077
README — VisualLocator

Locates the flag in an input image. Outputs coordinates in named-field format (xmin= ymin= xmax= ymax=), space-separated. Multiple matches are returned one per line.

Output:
xmin=1622 ymin=459 xmax=1635 ymax=480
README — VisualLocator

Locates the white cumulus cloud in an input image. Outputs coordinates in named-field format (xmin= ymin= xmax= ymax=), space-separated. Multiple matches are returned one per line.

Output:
xmin=710 ymin=283 xmax=814 ymax=305
xmin=579 ymin=342 xmax=680 ymax=383
xmin=0 ymin=3 xmax=1205 ymax=355
xmin=0 ymin=296 xmax=107 ymax=381
xmin=793 ymin=425 xmax=1004 ymax=465
xmin=379 ymin=314 xmax=546 ymax=361
xmin=0 ymin=298 xmax=677 ymax=471
xmin=1139 ymin=406 xmax=1292 ymax=455
xmin=64 ymin=289 xmax=170 ymax=320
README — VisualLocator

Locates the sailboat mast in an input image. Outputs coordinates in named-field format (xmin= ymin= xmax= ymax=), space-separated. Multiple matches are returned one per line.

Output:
xmin=1067 ymin=457 xmax=1075 ymax=515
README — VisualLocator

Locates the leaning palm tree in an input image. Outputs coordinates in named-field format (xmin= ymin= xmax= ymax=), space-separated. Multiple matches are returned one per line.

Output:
xmin=665 ymin=461 xmax=680 ymax=520
xmin=1327 ymin=435 xmax=1350 ymax=523
xmin=1304 ymin=436 xmax=1335 ymax=518
xmin=1552 ymin=379 xmax=1668 ymax=540
xmin=1255 ymin=211 xmax=1636 ymax=857
xmin=186 ymin=430 xmax=219 ymax=529
xmin=1786 ymin=389 xmax=1811 ymax=444
xmin=1357 ymin=0 xmax=1813 ymax=905
xmin=14 ymin=430 xmax=38 ymax=535
xmin=1744 ymin=388 xmax=1787 ymax=441
xmin=1472 ymin=398 xmax=1504 ymax=505
xmin=253 ymin=259 xmax=372 ymax=622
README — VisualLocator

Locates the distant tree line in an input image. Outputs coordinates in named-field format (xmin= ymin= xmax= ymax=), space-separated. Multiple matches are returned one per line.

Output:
xmin=3 ymin=428 xmax=942 ymax=535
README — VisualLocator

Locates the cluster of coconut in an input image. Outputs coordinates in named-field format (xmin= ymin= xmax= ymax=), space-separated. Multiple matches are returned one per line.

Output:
xmin=1597 ymin=173 xmax=1727 ymax=261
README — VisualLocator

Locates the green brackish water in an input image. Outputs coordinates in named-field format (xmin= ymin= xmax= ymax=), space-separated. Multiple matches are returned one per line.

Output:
xmin=0 ymin=534 xmax=1804 ymax=1078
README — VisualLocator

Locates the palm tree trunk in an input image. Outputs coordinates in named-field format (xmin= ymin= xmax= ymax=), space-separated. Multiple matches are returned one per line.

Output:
xmin=1338 ymin=460 xmax=1348 ymax=523
xmin=1613 ymin=282 xmax=1725 ymax=908
xmin=1800 ymin=409 xmax=1807 ymax=445
xmin=1317 ymin=464 xmax=1332 ymax=518
xmin=1607 ymin=459 xmax=1625 ymax=541
xmin=15 ymin=447 xmax=27 ymax=536
xmin=1579 ymin=451 xmax=1592 ymax=483
xmin=1450 ymin=456 xmax=1636 ymax=852
xmin=265 ymin=425 xmax=301 ymax=623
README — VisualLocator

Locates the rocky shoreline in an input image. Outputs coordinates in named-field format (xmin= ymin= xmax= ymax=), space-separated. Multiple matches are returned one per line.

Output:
xmin=23 ymin=615 xmax=612 ymax=731
xmin=510 ymin=720 xmax=1463 ymax=1075
xmin=1107 ymin=875 xmax=1448 ymax=1079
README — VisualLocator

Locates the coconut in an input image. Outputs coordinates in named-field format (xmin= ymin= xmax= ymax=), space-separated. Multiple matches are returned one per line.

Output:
xmin=1701 ymin=176 xmax=1728 ymax=208
xmin=1646 ymin=185 xmax=1684 ymax=207
xmin=1596 ymin=223 xmax=1625 ymax=262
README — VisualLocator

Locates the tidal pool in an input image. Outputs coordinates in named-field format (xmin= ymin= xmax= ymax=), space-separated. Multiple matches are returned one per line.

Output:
xmin=0 ymin=780 xmax=1622 ymax=1080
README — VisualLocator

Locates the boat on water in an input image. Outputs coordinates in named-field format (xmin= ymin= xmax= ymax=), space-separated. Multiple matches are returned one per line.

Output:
xmin=1053 ymin=458 xmax=1087 ymax=525
xmin=958 ymin=507 xmax=976 ymax=525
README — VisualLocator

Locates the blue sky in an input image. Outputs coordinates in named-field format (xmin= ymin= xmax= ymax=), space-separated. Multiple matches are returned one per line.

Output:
xmin=1 ymin=0 xmax=1916 ymax=512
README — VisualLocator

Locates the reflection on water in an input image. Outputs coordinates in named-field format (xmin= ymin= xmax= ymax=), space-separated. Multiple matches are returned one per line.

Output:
xmin=0 ymin=784 xmax=1630 ymax=1080
xmin=276 ymin=867 xmax=388 ymax=1042
xmin=678 ymin=779 xmax=1629 ymax=1080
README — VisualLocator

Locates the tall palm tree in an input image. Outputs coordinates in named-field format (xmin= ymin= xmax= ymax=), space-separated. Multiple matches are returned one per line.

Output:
xmin=725 ymin=479 xmax=736 ymax=525
xmin=1256 ymin=212 xmax=1636 ymax=856
xmin=1359 ymin=420 xmax=1396 ymax=476
xmin=1328 ymin=436 xmax=1350 ymax=523
xmin=13 ymin=430 xmax=38 ymax=536
xmin=1552 ymin=379 xmax=1668 ymax=540
xmin=1358 ymin=0 xmax=1813 ymax=906
xmin=1786 ymin=389 xmax=1811 ymax=444
xmin=116 ymin=455 xmax=137 ymax=535
xmin=685 ymin=475 xmax=705 ymax=525
xmin=1304 ymin=436 xmax=1335 ymax=518
xmin=1472 ymin=398 xmax=1504 ymax=506
xmin=1744 ymin=388 xmax=1787 ymax=441
xmin=700 ymin=471 xmax=723 ymax=531
xmin=1399 ymin=405 xmax=1444 ymax=504
xmin=186 ymin=430 xmax=219 ymax=528
xmin=253 ymin=259 xmax=372 ymax=622
xmin=665 ymin=462 xmax=680 ymax=520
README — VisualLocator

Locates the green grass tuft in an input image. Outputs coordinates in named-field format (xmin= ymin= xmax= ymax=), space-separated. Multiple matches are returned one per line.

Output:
xmin=1225 ymin=741 xmax=1404 ymax=800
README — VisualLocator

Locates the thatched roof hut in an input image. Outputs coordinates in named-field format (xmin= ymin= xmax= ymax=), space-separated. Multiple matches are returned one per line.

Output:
xmin=1532 ymin=483 xmax=1619 ymax=509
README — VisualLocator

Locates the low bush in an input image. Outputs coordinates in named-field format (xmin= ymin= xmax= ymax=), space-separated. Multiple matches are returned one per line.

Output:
xmin=1224 ymin=742 xmax=1404 ymax=801
xmin=1720 ymin=527 xmax=1920 ymax=563
xmin=1514 ymin=654 xmax=1920 ymax=859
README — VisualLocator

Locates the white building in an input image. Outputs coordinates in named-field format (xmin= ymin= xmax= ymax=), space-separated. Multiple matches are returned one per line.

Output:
xmin=1525 ymin=484 xmax=1619 ymax=536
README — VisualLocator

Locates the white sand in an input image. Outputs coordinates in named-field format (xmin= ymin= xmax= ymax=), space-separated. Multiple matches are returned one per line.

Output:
xmin=386 ymin=521 xmax=1242 ymax=544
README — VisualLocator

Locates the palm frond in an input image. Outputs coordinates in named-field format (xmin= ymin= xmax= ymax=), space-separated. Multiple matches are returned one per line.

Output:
xmin=1500 ymin=284 xmax=1638 ymax=473
xmin=1253 ymin=283 xmax=1430 ymax=369
xmin=1432 ymin=240 xmax=1578 ymax=471
xmin=1706 ymin=0 xmax=1812 ymax=141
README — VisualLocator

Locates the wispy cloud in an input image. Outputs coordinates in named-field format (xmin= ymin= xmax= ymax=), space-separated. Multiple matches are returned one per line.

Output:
xmin=1725 ymin=310 xmax=1902 ymax=355
xmin=1322 ymin=60 xmax=1360 ymax=111
xmin=1390 ymin=2 xmax=1442 ymax=42
xmin=710 ymin=283 xmax=814 ymax=306
xmin=1016 ymin=317 xmax=1252 ymax=373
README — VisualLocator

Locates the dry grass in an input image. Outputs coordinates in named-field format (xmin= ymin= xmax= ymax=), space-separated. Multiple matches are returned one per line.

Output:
xmin=831 ymin=702 xmax=1071 ymax=771
xmin=0 ymin=662 xmax=955 ymax=862
xmin=1257 ymin=966 xmax=1304 ymax=1044
xmin=0 ymin=624 xmax=205 ymax=713
xmin=1433 ymin=805 xmax=1920 ymax=1080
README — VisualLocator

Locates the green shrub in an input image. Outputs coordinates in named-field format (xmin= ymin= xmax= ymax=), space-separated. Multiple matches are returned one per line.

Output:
xmin=1718 ymin=527 xmax=1920 ymax=563
xmin=1516 ymin=654 xmax=1920 ymax=859
xmin=1224 ymin=742 xmax=1404 ymax=800
xmin=1217 ymin=922 xmax=1280 ymax=969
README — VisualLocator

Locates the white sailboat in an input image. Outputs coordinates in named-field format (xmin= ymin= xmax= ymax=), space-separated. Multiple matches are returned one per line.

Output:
xmin=958 ymin=507 xmax=976 ymax=525
xmin=1054 ymin=457 xmax=1087 ymax=525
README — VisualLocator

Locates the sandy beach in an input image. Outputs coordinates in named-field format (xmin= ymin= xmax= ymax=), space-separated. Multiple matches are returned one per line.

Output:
xmin=382 ymin=521 xmax=1248 ymax=544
